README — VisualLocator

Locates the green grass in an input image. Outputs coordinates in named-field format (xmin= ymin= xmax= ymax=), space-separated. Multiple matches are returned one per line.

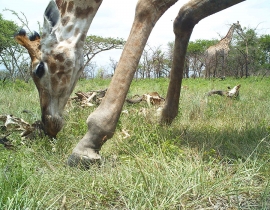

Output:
xmin=0 ymin=77 xmax=270 ymax=209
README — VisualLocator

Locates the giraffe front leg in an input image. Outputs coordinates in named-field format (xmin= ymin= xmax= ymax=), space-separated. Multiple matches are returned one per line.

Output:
xmin=67 ymin=0 xmax=180 ymax=169
xmin=67 ymin=107 xmax=117 ymax=169
xmin=160 ymin=5 xmax=192 ymax=124
xmin=160 ymin=33 xmax=188 ymax=124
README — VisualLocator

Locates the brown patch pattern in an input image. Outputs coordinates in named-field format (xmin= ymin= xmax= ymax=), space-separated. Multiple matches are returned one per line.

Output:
xmin=67 ymin=1 xmax=74 ymax=13
xmin=75 ymin=6 xmax=94 ymax=19
xmin=65 ymin=60 xmax=73 ymax=67
xmin=63 ymin=75 xmax=71 ymax=85
xmin=55 ymin=53 xmax=65 ymax=62
xmin=61 ymin=16 xmax=70 ymax=26
xmin=57 ymin=72 xmax=71 ymax=84
xmin=74 ymin=28 xmax=80 ymax=36
xmin=60 ymin=65 xmax=65 ymax=71
xmin=55 ymin=0 xmax=63 ymax=9
xmin=66 ymin=25 xmax=74 ymax=33
xmin=61 ymin=1 xmax=67 ymax=16
xmin=57 ymin=71 xmax=65 ymax=79
xmin=80 ymin=33 xmax=86 ymax=42
xmin=47 ymin=56 xmax=57 ymax=74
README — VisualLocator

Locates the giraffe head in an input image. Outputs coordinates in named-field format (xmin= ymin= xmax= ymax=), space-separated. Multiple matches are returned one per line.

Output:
xmin=15 ymin=0 xmax=102 ymax=137
xmin=232 ymin=21 xmax=242 ymax=33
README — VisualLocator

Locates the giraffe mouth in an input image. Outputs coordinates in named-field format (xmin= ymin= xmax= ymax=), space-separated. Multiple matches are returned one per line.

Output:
xmin=42 ymin=114 xmax=64 ymax=137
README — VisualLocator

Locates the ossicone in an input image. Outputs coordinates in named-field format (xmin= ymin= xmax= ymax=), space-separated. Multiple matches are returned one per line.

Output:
xmin=29 ymin=31 xmax=40 ymax=41
xmin=18 ymin=28 xmax=26 ymax=36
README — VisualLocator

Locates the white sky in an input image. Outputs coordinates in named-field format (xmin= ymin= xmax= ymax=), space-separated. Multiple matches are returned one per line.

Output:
xmin=1 ymin=0 xmax=270 ymax=73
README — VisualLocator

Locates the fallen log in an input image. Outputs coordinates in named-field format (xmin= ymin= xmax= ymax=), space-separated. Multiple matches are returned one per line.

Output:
xmin=126 ymin=92 xmax=165 ymax=106
xmin=125 ymin=94 xmax=143 ymax=104
xmin=207 ymin=84 xmax=241 ymax=98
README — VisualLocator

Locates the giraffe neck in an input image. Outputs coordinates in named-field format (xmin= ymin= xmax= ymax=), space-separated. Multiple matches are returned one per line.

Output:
xmin=219 ymin=24 xmax=236 ymax=46
xmin=52 ymin=0 xmax=102 ymax=49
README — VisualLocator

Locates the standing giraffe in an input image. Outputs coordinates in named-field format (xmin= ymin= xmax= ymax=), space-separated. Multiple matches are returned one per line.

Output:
xmin=15 ymin=0 xmax=245 ymax=168
xmin=205 ymin=21 xmax=242 ymax=78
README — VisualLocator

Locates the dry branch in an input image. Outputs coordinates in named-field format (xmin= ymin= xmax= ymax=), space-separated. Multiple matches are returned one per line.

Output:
xmin=70 ymin=90 xmax=165 ymax=108
xmin=0 ymin=134 xmax=15 ymax=150
xmin=69 ymin=89 xmax=107 ymax=107
xmin=126 ymin=92 xmax=165 ymax=106
xmin=0 ymin=114 xmax=44 ymax=139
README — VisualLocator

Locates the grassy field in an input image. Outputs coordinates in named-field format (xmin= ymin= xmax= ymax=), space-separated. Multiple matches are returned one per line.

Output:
xmin=0 ymin=77 xmax=270 ymax=209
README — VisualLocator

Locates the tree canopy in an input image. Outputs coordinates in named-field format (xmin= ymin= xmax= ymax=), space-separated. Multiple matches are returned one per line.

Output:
xmin=83 ymin=35 xmax=125 ymax=67
xmin=187 ymin=39 xmax=217 ymax=54
xmin=0 ymin=14 xmax=18 ymax=54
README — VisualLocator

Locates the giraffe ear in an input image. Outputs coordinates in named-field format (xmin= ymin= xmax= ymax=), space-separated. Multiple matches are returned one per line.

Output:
xmin=43 ymin=0 xmax=60 ymax=34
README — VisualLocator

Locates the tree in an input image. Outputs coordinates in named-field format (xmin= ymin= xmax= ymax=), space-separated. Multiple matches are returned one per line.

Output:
xmin=168 ymin=39 xmax=217 ymax=78
xmin=165 ymin=41 xmax=174 ymax=77
xmin=0 ymin=14 xmax=18 ymax=53
xmin=0 ymin=14 xmax=31 ymax=81
xmin=108 ymin=57 xmax=118 ymax=76
xmin=186 ymin=39 xmax=217 ymax=77
xmin=0 ymin=10 xmax=40 ymax=81
xmin=83 ymin=35 xmax=125 ymax=76
xmin=227 ymin=27 xmax=269 ymax=77
xmin=81 ymin=62 xmax=97 ymax=79
xmin=258 ymin=34 xmax=270 ymax=70
xmin=137 ymin=44 xmax=170 ymax=79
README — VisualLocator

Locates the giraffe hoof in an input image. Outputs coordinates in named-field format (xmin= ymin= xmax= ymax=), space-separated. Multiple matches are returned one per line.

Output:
xmin=67 ymin=153 xmax=101 ymax=169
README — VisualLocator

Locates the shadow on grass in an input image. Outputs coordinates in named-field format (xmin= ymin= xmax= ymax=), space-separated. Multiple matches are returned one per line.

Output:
xmin=159 ymin=123 xmax=270 ymax=162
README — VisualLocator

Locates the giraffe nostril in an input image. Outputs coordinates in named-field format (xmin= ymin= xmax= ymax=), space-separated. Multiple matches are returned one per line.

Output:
xmin=35 ymin=62 xmax=45 ymax=78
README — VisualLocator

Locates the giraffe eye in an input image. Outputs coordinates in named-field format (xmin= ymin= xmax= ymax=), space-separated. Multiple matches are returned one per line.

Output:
xmin=35 ymin=62 xmax=45 ymax=78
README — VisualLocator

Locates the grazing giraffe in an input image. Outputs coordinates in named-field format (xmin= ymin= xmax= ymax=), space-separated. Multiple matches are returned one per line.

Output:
xmin=15 ymin=0 xmax=245 ymax=168
xmin=205 ymin=21 xmax=242 ymax=78
xmin=15 ymin=0 xmax=102 ymax=137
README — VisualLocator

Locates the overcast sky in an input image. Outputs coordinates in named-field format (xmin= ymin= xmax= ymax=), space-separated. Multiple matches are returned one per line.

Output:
xmin=1 ymin=0 xmax=270 ymax=73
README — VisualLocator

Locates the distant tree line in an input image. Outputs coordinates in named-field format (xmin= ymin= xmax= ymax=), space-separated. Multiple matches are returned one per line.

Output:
xmin=0 ymin=11 xmax=270 ymax=81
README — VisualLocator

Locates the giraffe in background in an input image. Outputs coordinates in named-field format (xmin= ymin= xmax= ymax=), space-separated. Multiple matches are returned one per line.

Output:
xmin=15 ymin=0 xmax=244 ymax=168
xmin=205 ymin=21 xmax=242 ymax=78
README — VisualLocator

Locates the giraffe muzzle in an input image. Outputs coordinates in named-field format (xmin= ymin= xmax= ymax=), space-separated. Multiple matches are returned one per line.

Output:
xmin=42 ymin=114 xmax=64 ymax=137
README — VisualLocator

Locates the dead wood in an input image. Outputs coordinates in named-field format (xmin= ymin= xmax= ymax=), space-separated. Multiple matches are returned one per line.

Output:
xmin=126 ymin=95 xmax=143 ymax=104
xmin=206 ymin=84 xmax=241 ymax=98
xmin=71 ymin=90 xmax=165 ymax=107
xmin=0 ymin=114 xmax=44 ymax=139
xmin=0 ymin=134 xmax=15 ymax=150
xmin=207 ymin=90 xmax=227 ymax=96
xmin=126 ymin=92 xmax=165 ymax=106
xmin=69 ymin=89 xmax=107 ymax=107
